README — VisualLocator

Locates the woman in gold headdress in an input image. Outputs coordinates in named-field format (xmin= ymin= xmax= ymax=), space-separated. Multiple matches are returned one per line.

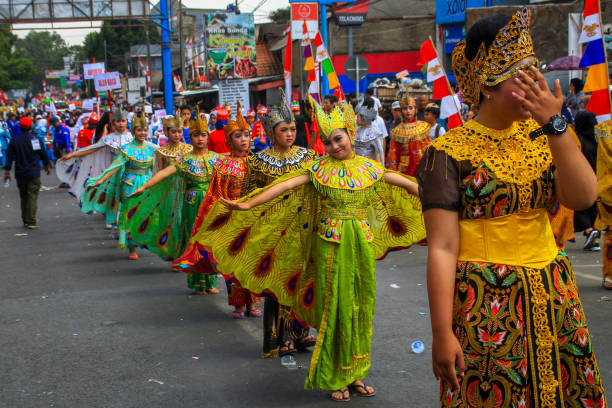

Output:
xmin=418 ymin=8 xmax=607 ymax=407
xmin=123 ymin=109 xmax=220 ymax=294
xmin=182 ymin=95 xmax=425 ymax=401
xmin=242 ymin=90 xmax=318 ymax=358
xmin=155 ymin=114 xmax=192 ymax=170
xmin=386 ymin=94 xmax=430 ymax=176
xmin=172 ymin=102 xmax=260 ymax=316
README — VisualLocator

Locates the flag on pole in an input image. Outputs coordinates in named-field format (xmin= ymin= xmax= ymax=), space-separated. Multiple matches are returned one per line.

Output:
xmin=578 ymin=0 xmax=611 ymax=122
xmin=302 ymin=20 xmax=319 ymax=98
xmin=419 ymin=38 xmax=463 ymax=129
xmin=283 ymin=26 xmax=292 ymax=104
xmin=312 ymin=32 xmax=341 ymax=90
xmin=173 ymin=73 xmax=184 ymax=93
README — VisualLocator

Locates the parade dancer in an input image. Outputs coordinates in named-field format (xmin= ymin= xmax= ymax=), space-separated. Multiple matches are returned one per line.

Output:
xmin=173 ymin=102 xmax=260 ymax=317
xmin=419 ymin=9 xmax=607 ymax=407
xmin=241 ymin=92 xmax=318 ymax=357
xmin=80 ymin=112 xmax=156 ymax=259
xmin=126 ymin=111 xmax=220 ymax=293
xmin=56 ymin=110 xmax=133 ymax=204
xmin=183 ymin=95 xmax=425 ymax=401
xmin=595 ymin=119 xmax=612 ymax=290
xmin=386 ymin=94 xmax=430 ymax=176
xmin=155 ymin=115 xmax=192 ymax=171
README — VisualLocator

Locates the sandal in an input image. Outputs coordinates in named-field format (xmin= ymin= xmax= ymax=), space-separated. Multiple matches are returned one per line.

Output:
xmin=232 ymin=310 xmax=245 ymax=319
xmin=279 ymin=341 xmax=296 ymax=357
xmin=206 ymin=288 xmax=219 ymax=294
xmin=348 ymin=381 xmax=376 ymax=397
xmin=603 ymin=278 xmax=612 ymax=290
xmin=295 ymin=335 xmax=316 ymax=351
xmin=247 ymin=308 xmax=262 ymax=317
xmin=330 ymin=388 xmax=350 ymax=402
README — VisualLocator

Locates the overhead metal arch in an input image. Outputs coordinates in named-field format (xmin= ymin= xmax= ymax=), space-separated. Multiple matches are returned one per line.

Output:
xmin=0 ymin=0 xmax=149 ymax=23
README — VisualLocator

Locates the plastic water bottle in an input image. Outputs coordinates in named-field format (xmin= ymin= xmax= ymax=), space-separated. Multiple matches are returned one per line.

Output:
xmin=4 ymin=179 xmax=9 ymax=188
xmin=281 ymin=355 xmax=297 ymax=369
xmin=411 ymin=341 xmax=425 ymax=354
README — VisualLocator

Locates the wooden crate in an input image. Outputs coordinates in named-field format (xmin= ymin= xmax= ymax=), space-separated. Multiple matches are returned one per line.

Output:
xmin=375 ymin=87 xmax=397 ymax=99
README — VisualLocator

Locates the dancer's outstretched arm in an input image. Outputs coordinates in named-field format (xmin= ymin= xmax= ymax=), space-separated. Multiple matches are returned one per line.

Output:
xmin=130 ymin=165 xmax=177 ymax=197
xmin=221 ymin=174 xmax=310 ymax=211
xmin=383 ymin=171 xmax=419 ymax=196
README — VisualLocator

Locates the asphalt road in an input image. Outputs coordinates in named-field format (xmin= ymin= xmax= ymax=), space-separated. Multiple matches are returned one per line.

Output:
xmin=1 ymin=173 xmax=610 ymax=408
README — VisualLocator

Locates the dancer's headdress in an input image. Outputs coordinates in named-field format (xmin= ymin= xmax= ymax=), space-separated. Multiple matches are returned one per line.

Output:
xmin=261 ymin=88 xmax=295 ymax=142
xmin=308 ymin=95 xmax=356 ymax=142
xmin=452 ymin=7 xmax=536 ymax=104
xmin=399 ymin=94 xmax=416 ymax=108
xmin=131 ymin=110 xmax=147 ymax=129
xmin=223 ymin=101 xmax=250 ymax=140
xmin=162 ymin=113 xmax=181 ymax=130
xmin=189 ymin=106 xmax=209 ymax=135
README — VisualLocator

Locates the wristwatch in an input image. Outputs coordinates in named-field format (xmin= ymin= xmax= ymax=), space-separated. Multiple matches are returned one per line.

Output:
xmin=529 ymin=114 xmax=568 ymax=140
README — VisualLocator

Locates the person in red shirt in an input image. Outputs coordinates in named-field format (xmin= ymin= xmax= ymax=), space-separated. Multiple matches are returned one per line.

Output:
xmin=76 ymin=112 xmax=98 ymax=150
xmin=207 ymin=108 xmax=230 ymax=154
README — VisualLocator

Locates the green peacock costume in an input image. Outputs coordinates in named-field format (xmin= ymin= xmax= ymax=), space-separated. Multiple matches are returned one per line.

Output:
xmin=80 ymin=113 xmax=156 ymax=249
xmin=181 ymin=96 xmax=426 ymax=390
xmin=121 ymin=113 xmax=221 ymax=291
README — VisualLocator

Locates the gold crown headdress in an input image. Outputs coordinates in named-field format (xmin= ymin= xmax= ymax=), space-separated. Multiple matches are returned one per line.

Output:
xmin=131 ymin=110 xmax=147 ymax=129
xmin=399 ymin=94 xmax=416 ymax=108
xmin=189 ymin=106 xmax=209 ymax=135
xmin=162 ymin=113 xmax=182 ymax=130
xmin=452 ymin=7 xmax=535 ymax=105
xmin=308 ymin=95 xmax=356 ymax=142
xmin=261 ymin=88 xmax=295 ymax=143
xmin=223 ymin=100 xmax=250 ymax=141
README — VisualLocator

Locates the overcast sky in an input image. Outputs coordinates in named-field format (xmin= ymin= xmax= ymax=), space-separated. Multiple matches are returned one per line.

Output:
xmin=13 ymin=0 xmax=291 ymax=46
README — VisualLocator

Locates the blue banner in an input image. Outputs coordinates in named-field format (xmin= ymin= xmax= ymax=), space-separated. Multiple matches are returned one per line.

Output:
xmin=444 ymin=24 xmax=466 ymax=54
xmin=436 ymin=0 xmax=484 ymax=25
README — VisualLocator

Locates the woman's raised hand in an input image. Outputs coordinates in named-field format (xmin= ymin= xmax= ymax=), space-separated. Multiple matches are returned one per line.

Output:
xmin=512 ymin=66 xmax=563 ymax=126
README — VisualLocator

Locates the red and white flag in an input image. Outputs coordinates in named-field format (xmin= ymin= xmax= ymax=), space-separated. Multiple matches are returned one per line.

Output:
xmin=419 ymin=38 xmax=463 ymax=129
xmin=173 ymin=73 xmax=184 ymax=92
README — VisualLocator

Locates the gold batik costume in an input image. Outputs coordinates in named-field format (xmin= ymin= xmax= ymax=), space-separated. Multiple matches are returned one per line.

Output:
xmin=418 ymin=8 xmax=607 ymax=407
xmin=156 ymin=116 xmax=192 ymax=170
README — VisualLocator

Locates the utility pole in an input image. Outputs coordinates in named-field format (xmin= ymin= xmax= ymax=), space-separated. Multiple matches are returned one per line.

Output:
xmin=103 ymin=39 xmax=108 ymax=70
xmin=178 ymin=0 xmax=186 ymax=87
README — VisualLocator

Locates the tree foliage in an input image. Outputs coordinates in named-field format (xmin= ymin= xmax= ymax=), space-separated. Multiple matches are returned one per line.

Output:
xmin=0 ymin=26 xmax=33 ymax=90
xmin=269 ymin=7 xmax=290 ymax=24
xmin=80 ymin=21 xmax=161 ymax=74
xmin=14 ymin=31 xmax=69 ymax=92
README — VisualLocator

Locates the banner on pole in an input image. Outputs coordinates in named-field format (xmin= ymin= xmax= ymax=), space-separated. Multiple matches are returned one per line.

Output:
xmin=93 ymin=72 xmax=122 ymax=91
xmin=83 ymin=63 xmax=106 ymax=79
xmin=291 ymin=2 xmax=319 ymax=40
xmin=218 ymin=79 xmax=250 ymax=114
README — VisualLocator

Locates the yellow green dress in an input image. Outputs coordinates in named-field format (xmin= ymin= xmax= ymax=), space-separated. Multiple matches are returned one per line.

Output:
xmin=186 ymin=154 xmax=425 ymax=390
xmin=417 ymin=119 xmax=607 ymax=408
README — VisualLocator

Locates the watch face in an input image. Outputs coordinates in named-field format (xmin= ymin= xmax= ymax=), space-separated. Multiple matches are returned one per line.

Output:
xmin=552 ymin=116 xmax=567 ymax=132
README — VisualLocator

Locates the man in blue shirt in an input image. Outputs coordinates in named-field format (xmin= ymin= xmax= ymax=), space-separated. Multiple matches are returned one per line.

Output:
xmin=51 ymin=116 xmax=71 ymax=160
xmin=3 ymin=117 xmax=51 ymax=228
xmin=7 ymin=113 xmax=20 ymax=137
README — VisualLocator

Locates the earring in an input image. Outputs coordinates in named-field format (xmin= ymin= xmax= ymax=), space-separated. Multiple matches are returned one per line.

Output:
xmin=486 ymin=94 xmax=491 ymax=100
